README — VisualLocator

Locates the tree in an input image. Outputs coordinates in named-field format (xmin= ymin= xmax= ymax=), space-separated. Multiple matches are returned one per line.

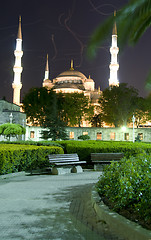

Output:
xmin=0 ymin=123 xmax=26 ymax=141
xmin=132 ymin=97 xmax=147 ymax=127
xmin=99 ymin=83 xmax=141 ymax=127
xmin=22 ymin=87 xmax=50 ymax=125
xmin=22 ymin=88 xmax=94 ymax=127
xmin=60 ymin=92 xmax=94 ymax=127
xmin=41 ymin=93 xmax=68 ymax=141
xmin=90 ymin=113 xmax=103 ymax=127
xmin=144 ymin=93 xmax=151 ymax=123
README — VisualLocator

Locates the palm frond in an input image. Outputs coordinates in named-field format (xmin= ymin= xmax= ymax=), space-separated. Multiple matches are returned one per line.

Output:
xmin=145 ymin=70 xmax=151 ymax=90
xmin=131 ymin=15 xmax=151 ymax=44
xmin=88 ymin=0 xmax=151 ymax=56
xmin=87 ymin=16 xmax=114 ymax=57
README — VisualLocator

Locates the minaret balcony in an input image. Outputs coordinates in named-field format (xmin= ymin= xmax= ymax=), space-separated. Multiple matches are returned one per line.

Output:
xmin=13 ymin=66 xmax=23 ymax=73
xmin=110 ymin=47 xmax=119 ymax=54
xmin=14 ymin=50 xmax=23 ymax=57
xmin=109 ymin=63 xmax=119 ymax=70
xmin=12 ymin=82 xmax=22 ymax=89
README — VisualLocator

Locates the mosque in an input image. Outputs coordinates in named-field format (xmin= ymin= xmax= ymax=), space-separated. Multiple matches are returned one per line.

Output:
xmin=12 ymin=16 xmax=119 ymax=106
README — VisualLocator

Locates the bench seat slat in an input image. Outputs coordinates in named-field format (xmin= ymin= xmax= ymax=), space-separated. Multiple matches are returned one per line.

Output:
xmin=49 ymin=161 xmax=86 ymax=164
xmin=52 ymin=161 xmax=86 ymax=166
xmin=48 ymin=154 xmax=78 ymax=158
xmin=49 ymin=158 xmax=79 ymax=161
xmin=49 ymin=159 xmax=78 ymax=162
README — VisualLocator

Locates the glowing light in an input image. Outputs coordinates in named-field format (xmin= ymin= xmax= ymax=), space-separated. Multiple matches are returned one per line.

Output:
xmin=121 ymin=126 xmax=126 ymax=132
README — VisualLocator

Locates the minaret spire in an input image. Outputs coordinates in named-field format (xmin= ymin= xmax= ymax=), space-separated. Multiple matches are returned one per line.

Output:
xmin=70 ymin=59 xmax=74 ymax=70
xmin=12 ymin=16 xmax=23 ymax=105
xmin=17 ymin=16 xmax=22 ymax=39
xmin=44 ymin=54 xmax=49 ymax=80
xmin=112 ymin=11 xmax=117 ymax=35
xmin=109 ymin=11 xmax=119 ymax=87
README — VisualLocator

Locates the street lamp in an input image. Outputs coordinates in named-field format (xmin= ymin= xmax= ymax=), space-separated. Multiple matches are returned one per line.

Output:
xmin=22 ymin=119 xmax=25 ymax=141
xmin=132 ymin=115 xmax=135 ymax=143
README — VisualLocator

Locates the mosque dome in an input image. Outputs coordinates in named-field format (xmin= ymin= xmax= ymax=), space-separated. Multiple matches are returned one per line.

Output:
xmin=53 ymin=62 xmax=87 ymax=92
xmin=53 ymin=69 xmax=86 ymax=92
xmin=45 ymin=60 xmax=96 ymax=93
xmin=56 ymin=69 xmax=87 ymax=81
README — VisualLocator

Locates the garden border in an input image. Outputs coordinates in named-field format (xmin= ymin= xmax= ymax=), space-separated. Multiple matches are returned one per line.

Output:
xmin=91 ymin=186 xmax=151 ymax=240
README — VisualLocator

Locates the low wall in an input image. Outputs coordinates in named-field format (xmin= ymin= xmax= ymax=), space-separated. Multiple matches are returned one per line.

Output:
xmin=25 ymin=126 xmax=151 ymax=142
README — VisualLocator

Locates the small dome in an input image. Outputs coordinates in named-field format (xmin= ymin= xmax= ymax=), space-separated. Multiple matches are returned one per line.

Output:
xmin=43 ymin=79 xmax=51 ymax=83
xmin=86 ymin=75 xmax=94 ymax=82
xmin=86 ymin=78 xmax=94 ymax=82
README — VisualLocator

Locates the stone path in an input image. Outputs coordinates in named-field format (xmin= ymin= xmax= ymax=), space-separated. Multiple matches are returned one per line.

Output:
xmin=0 ymin=171 xmax=124 ymax=240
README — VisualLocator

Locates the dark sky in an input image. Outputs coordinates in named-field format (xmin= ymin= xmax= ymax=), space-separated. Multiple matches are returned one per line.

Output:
xmin=0 ymin=0 xmax=150 ymax=102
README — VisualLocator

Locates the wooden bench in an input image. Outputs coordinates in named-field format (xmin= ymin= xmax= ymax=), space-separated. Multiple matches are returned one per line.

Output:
xmin=91 ymin=153 xmax=124 ymax=170
xmin=48 ymin=153 xmax=86 ymax=175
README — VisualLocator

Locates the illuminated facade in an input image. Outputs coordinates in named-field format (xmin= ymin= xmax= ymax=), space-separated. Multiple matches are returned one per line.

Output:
xmin=12 ymin=16 xmax=23 ymax=105
xmin=109 ymin=15 xmax=119 ymax=87
xmin=42 ymin=58 xmax=101 ymax=127
xmin=43 ymin=58 xmax=100 ymax=102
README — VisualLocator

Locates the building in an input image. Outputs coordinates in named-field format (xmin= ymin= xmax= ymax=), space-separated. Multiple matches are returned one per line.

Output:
xmin=0 ymin=100 xmax=26 ymax=140
xmin=42 ymin=57 xmax=101 ymax=104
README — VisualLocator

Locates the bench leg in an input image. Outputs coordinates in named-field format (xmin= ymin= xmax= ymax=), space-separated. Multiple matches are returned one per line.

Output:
xmin=51 ymin=167 xmax=71 ymax=175
xmin=71 ymin=165 xmax=83 ymax=173
xmin=94 ymin=164 xmax=104 ymax=171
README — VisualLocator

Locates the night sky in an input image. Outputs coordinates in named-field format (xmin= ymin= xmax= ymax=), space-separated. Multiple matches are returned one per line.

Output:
xmin=0 ymin=0 xmax=150 ymax=102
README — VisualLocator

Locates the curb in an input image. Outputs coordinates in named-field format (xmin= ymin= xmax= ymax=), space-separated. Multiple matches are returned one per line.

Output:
xmin=0 ymin=171 xmax=26 ymax=180
xmin=91 ymin=186 xmax=151 ymax=240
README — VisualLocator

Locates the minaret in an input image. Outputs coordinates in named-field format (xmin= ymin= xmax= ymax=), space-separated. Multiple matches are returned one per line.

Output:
xmin=12 ymin=16 xmax=23 ymax=105
xmin=43 ymin=54 xmax=53 ymax=89
xmin=109 ymin=11 xmax=119 ymax=87
xmin=44 ymin=54 xmax=49 ymax=80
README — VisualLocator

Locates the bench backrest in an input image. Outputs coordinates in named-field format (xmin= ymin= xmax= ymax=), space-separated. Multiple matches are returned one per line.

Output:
xmin=48 ymin=153 xmax=79 ymax=163
xmin=91 ymin=153 xmax=124 ymax=161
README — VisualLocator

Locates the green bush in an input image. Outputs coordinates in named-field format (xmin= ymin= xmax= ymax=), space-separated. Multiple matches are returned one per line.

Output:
xmin=0 ymin=140 xmax=64 ymax=148
xmin=56 ymin=140 xmax=151 ymax=164
xmin=0 ymin=123 xmax=26 ymax=140
xmin=78 ymin=135 xmax=90 ymax=140
xmin=96 ymin=153 xmax=151 ymax=224
xmin=0 ymin=144 xmax=64 ymax=174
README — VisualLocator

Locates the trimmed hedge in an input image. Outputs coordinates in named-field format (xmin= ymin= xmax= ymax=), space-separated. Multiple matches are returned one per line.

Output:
xmin=0 ymin=144 xmax=64 ymax=174
xmin=56 ymin=140 xmax=151 ymax=164
xmin=96 ymin=153 xmax=151 ymax=228
xmin=0 ymin=140 xmax=63 ymax=148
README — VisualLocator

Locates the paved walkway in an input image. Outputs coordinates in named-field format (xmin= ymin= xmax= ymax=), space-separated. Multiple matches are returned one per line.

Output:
xmin=0 ymin=171 xmax=124 ymax=240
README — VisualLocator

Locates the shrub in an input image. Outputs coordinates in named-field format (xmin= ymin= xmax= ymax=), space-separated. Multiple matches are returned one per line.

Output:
xmin=0 ymin=144 xmax=64 ymax=174
xmin=56 ymin=140 xmax=151 ymax=164
xmin=0 ymin=140 xmax=64 ymax=149
xmin=78 ymin=135 xmax=90 ymax=140
xmin=0 ymin=123 xmax=26 ymax=140
xmin=96 ymin=153 xmax=151 ymax=224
